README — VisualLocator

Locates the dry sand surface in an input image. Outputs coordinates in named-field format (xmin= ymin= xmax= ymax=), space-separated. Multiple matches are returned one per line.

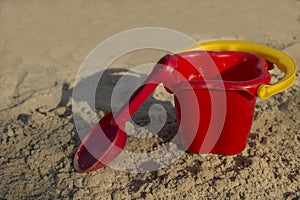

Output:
xmin=1 ymin=0 xmax=300 ymax=199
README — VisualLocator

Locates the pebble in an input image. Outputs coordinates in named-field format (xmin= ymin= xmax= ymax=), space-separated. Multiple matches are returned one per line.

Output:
xmin=29 ymin=112 xmax=45 ymax=126
xmin=16 ymin=141 xmax=27 ymax=149
xmin=30 ymin=112 xmax=45 ymax=121
xmin=65 ymin=124 xmax=74 ymax=132
xmin=55 ymin=107 xmax=66 ymax=116
xmin=39 ymin=107 xmax=50 ymax=113
xmin=98 ymin=110 xmax=105 ymax=118
xmin=7 ymin=128 xmax=14 ymax=137
xmin=47 ymin=111 xmax=56 ymax=117
xmin=66 ymin=145 xmax=74 ymax=155
xmin=15 ymin=129 xmax=23 ymax=136
xmin=60 ymin=135 xmax=71 ymax=144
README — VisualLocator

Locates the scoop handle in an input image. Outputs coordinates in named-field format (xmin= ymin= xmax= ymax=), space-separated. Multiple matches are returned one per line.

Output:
xmin=182 ymin=40 xmax=297 ymax=99
xmin=111 ymin=55 xmax=171 ymax=126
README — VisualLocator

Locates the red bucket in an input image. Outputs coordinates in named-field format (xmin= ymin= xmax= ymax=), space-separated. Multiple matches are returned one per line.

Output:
xmin=164 ymin=51 xmax=271 ymax=155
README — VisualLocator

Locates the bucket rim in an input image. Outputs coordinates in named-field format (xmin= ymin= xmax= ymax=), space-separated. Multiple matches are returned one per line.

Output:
xmin=171 ymin=50 xmax=271 ymax=96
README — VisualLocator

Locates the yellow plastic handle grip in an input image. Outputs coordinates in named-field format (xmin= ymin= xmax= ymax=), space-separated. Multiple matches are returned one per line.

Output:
xmin=180 ymin=40 xmax=297 ymax=99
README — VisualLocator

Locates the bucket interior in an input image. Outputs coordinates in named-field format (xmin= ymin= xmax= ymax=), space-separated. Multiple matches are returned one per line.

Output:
xmin=174 ymin=51 xmax=269 ymax=84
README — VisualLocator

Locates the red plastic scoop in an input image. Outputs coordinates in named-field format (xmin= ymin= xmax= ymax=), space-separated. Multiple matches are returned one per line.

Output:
xmin=74 ymin=55 xmax=172 ymax=173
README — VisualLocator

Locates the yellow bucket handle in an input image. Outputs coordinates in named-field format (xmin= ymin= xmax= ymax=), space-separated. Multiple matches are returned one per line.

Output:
xmin=180 ymin=40 xmax=297 ymax=99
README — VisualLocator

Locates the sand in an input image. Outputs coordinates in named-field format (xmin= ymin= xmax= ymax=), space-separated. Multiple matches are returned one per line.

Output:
xmin=0 ymin=0 xmax=300 ymax=199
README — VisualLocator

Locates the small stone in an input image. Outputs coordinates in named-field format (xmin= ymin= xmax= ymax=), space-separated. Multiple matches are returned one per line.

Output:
xmin=39 ymin=166 xmax=49 ymax=176
xmin=98 ymin=110 xmax=105 ymax=118
xmin=55 ymin=107 xmax=66 ymax=116
xmin=15 ymin=129 xmax=23 ymax=136
xmin=60 ymin=134 xmax=71 ymax=144
xmin=31 ymin=112 xmax=45 ymax=121
xmin=29 ymin=112 xmax=45 ymax=126
xmin=65 ymin=124 xmax=74 ymax=132
xmin=39 ymin=107 xmax=49 ymax=113
xmin=22 ymin=149 xmax=30 ymax=156
xmin=7 ymin=128 xmax=14 ymax=137
xmin=74 ymin=179 xmax=83 ymax=188
xmin=73 ymin=189 xmax=88 ymax=199
xmin=215 ymin=181 xmax=225 ymax=193
xmin=66 ymin=145 xmax=74 ymax=155
xmin=47 ymin=111 xmax=56 ymax=117
xmin=57 ymin=173 xmax=69 ymax=186
xmin=16 ymin=141 xmax=27 ymax=149
xmin=55 ymin=189 xmax=61 ymax=195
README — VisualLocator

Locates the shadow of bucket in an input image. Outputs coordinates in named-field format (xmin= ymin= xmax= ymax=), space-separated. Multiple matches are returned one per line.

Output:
xmin=165 ymin=51 xmax=272 ymax=155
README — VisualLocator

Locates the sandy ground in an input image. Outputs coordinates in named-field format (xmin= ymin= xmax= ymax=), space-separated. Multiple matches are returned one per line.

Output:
xmin=0 ymin=0 xmax=300 ymax=199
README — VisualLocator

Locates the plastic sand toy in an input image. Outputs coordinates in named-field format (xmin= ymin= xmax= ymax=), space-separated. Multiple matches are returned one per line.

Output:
xmin=74 ymin=40 xmax=296 ymax=173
